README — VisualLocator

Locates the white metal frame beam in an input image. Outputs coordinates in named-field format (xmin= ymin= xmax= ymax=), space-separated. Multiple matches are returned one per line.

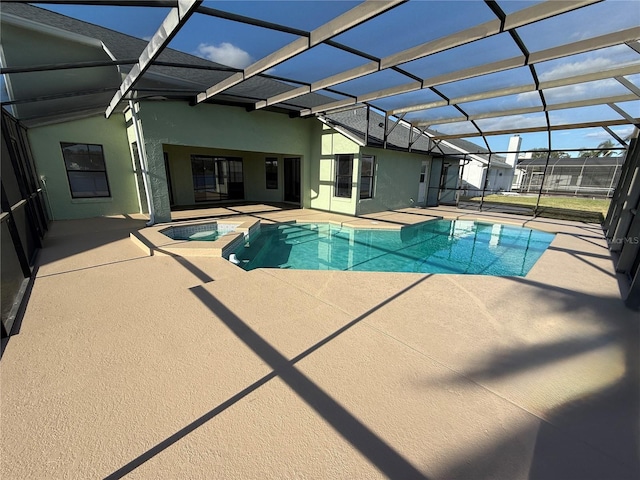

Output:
xmin=194 ymin=0 xmax=406 ymax=105
xmin=105 ymin=0 xmax=202 ymax=118
xmin=257 ymin=0 xmax=599 ymax=112
xmin=616 ymin=75 xmax=640 ymax=97
xmin=603 ymin=126 xmax=629 ymax=146
xmin=6 ymin=1 xmax=177 ymax=5
xmin=300 ymin=26 xmax=640 ymax=117
xmin=608 ymin=102 xmax=640 ymax=125
xmin=390 ymin=64 xmax=640 ymax=116
xmin=429 ymin=119 xmax=636 ymax=140
xmin=411 ymin=93 xmax=638 ymax=127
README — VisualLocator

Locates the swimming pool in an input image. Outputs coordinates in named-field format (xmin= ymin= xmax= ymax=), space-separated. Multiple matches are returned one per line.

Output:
xmin=231 ymin=220 xmax=555 ymax=276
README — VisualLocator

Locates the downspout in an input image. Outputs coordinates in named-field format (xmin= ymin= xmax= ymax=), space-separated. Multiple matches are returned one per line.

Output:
xmin=479 ymin=153 xmax=492 ymax=211
xmin=128 ymin=100 xmax=155 ymax=226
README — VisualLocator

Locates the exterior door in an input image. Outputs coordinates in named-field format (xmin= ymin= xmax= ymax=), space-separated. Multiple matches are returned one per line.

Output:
xmin=226 ymin=158 xmax=244 ymax=199
xmin=438 ymin=161 xmax=459 ymax=204
xmin=164 ymin=152 xmax=174 ymax=206
xmin=284 ymin=157 xmax=300 ymax=203
xmin=417 ymin=160 xmax=428 ymax=205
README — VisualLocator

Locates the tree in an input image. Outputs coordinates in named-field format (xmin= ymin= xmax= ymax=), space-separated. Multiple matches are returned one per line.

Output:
xmin=530 ymin=148 xmax=569 ymax=159
xmin=580 ymin=140 xmax=618 ymax=157
xmin=530 ymin=148 xmax=547 ymax=158
xmin=598 ymin=140 xmax=615 ymax=157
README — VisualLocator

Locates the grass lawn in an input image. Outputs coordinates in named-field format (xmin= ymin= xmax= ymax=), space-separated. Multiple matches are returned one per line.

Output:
xmin=461 ymin=194 xmax=611 ymax=223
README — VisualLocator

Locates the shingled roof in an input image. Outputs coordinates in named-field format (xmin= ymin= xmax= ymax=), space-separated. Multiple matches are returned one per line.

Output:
xmin=323 ymin=106 xmax=511 ymax=166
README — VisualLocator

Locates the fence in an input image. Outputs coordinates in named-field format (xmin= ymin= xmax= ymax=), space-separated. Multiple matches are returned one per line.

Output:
xmin=513 ymin=157 xmax=624 ymax=198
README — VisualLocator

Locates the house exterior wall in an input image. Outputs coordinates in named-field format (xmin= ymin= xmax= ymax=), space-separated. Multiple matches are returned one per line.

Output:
xmin=27 ymin=114 xmax=140 ymax=220
xmin=137 ymin=101 xmax=313 ymax=222
xmin=309 ymin=123 xmax=360 ymax=215
xmin=490 ymin=167 xmax=514 ymax=192
xmin=356 ymin=147 xmax=427 ymax=215
xmin=461 ymin=162 xmax=485 ymax=196
xmin=26 ymin=101 xmax=452 ymax=223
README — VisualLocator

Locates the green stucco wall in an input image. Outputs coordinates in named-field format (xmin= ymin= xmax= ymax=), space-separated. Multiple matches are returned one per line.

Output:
xmin=309 ymin=123 xmax=360 ymax=216
xmin=356 ymin=147 xmax=429 ymax=216
xmin=306 ymin=123 xmax=427 ymax=217
xmin=136 ymin=101 xmax=314 ymax=221
xmin=27 ymin=114 xmax=140 ymax=220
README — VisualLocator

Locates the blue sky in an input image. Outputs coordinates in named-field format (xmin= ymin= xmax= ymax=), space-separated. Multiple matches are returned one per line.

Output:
xmin=29 ymin=0 xmax=640 ymax=155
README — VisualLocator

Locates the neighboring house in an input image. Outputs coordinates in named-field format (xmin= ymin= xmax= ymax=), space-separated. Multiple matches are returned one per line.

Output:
xmin=458 ymin=135 xmax=520 ymax=198
xmin=1 ymin=3 xmax=492 ymax=223
xmin=458 ymin=156 xmax=514 ymax=198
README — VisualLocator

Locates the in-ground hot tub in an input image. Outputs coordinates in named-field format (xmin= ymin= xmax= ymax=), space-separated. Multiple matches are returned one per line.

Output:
xmin=130 ymin=218 xmax=260 ymax=258
xmin=162 ymin=222 xmax=240 ymax=242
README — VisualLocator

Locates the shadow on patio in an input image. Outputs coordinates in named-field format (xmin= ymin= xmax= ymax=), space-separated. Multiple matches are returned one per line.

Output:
xmin=105 ymin=275 xmax=433 ymax=480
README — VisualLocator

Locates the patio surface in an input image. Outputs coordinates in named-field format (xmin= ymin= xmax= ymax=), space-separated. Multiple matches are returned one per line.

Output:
xmin=1 ymin=205 xmax=638 ymax=479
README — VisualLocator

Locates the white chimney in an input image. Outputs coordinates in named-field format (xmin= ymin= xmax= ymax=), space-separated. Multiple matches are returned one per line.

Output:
xmin=505 ymin=135 xmax=522 ymax=168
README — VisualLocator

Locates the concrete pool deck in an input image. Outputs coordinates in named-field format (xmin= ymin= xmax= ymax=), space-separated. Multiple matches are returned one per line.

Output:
xmin=1 ymin=205 xmax=638 ymax=479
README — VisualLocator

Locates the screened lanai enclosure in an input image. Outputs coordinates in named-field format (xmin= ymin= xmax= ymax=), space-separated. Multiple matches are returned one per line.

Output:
xmin=2 ymin=1 xmax=638 ymax=141
xmin=1 ymin=0 xmax=639 ymax=334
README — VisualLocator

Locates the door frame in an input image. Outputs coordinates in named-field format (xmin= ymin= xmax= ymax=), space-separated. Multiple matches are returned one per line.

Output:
xmin=284 ymin=157 xmax=301 ymax=204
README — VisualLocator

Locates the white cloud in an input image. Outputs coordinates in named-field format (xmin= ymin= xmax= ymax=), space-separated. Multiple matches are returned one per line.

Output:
xmin=514 ymin=45 xmax=639 ymax=104
xmin=517 ymin=75 xmax=627 ymax=105
xmin=195 ymin=42 xmax=253 ymax=69
xmin=547 ymin=78 xmax=623 ymax=103
xmin=475 ymin=114 xmax=546 ymax=132
xmin=536 ymin=45 xmax=634 ymax=82
xmin=429 ymin=122 xmax=476 ymax=135
xmin=429 ymin=113 xmax=545 ymax=135
xmin=585 ymin=126 xmax=635 ymax=141
xmin=538 ymin=56 xmax=617 ymax=82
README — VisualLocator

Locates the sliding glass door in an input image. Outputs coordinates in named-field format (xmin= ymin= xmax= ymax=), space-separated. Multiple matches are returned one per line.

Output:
xmin=191 ymin=156 xmax=243 ymax=202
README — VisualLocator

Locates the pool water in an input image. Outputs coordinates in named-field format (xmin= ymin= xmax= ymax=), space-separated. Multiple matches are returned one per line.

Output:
xmin=232 ymin=220 xmax=555 ymax=276
xmin=163 ymin=222 xmax=238 ymax=241
xmin=185 ymin=230 xmax=220 ymax=241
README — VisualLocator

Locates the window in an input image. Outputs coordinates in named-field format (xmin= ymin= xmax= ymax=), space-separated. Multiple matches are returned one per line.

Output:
xmin=334 ymin=154 xmax=353 ymax=198
xmin=360 ymin=155 xmax=375 ymax=199
xmin=265 ymin=158 xmax=278 ymax=189
xmin=61 ymin=142 xmax=110 ymax=198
